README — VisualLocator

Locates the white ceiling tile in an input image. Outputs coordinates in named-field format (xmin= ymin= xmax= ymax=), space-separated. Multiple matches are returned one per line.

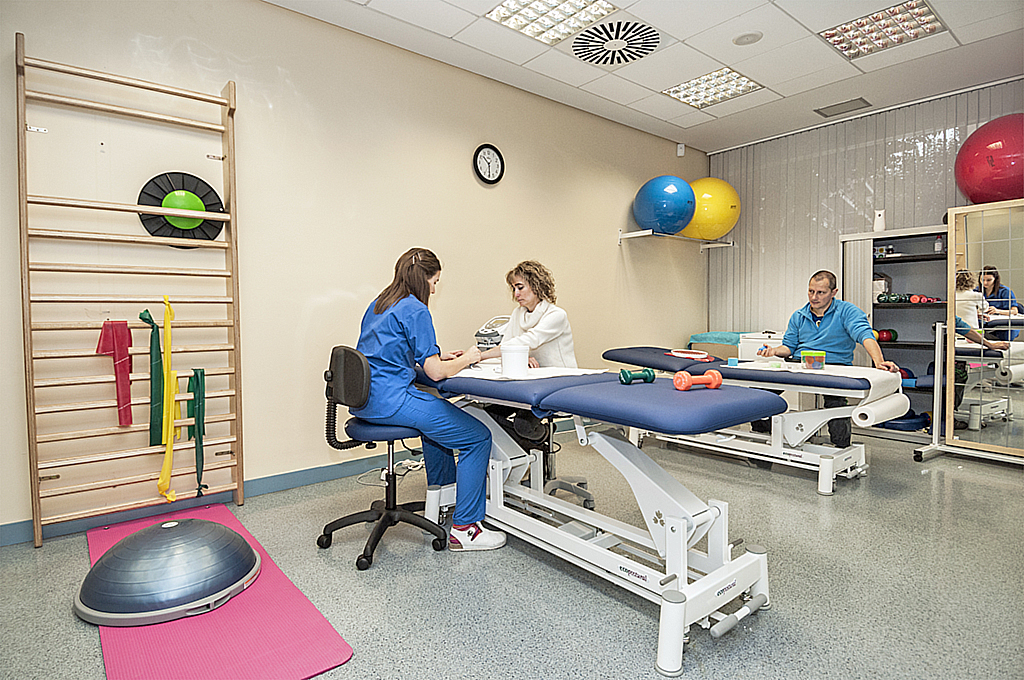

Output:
xmin=700 ymin=86 xmax=781 ymax=118
xmin=628 ymin=92 xmax=700 ymax=118
xmin=773 ymin=0 xmax=893 ymax=32
xmin=771 ymin=62 xmax=861 ymax=97
xmin=443 ymin=0 xmax=502 ymax=15
xmin=852 ymin=31 xmax=958 ymax=71
xmin=366 ymin=0 xmax=476 ymax=37
xmin=948 ymin=10 xmax=1024 ymax=44
xmin=733 ymin=36 xmax=854 ymax=86
xmin=454 ymin=19 xmax=550 ymax=64
xmin=684 ymin=3 xmax=817 ymax=64
xmin=927 ymin=0 xmax=1023 ymax=30
xmin=579 ymin=73 xmax=653 ymax=104
xmin=523 ymin=49 xmax=606 ymax=86
xmin=628 ymin=0 xmax=767 ymax=41
xmin=668 ymin=107 xmax=716 ymax=129
xmin=614 ymin=41 xmax=723 ymax=91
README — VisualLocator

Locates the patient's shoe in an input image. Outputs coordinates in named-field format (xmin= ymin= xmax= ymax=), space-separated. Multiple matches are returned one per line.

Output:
xmin=449 ymin=523 xmax=506 ymax=551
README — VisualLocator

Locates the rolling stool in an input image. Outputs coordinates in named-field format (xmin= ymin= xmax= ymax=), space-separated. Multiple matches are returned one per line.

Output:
xmin=318 ymin=345 xmax=448 ymax=570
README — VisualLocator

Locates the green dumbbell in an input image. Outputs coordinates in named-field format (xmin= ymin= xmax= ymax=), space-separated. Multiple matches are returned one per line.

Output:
xmin=619 ymin=368 xmax=656 ymax=385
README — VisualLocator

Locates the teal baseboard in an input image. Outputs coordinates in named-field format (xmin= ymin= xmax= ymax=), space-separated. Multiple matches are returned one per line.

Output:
xmin=0 ymin=452 xmax=392 ymax=547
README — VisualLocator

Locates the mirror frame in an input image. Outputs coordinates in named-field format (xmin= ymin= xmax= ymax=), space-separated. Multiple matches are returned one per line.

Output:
xmin=944 ymin=198 xmax=1024 ymax=457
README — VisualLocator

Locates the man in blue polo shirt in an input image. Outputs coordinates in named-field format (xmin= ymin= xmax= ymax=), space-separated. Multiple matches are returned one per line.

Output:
xmin=754 ymin=270 xmax=899 ymax=447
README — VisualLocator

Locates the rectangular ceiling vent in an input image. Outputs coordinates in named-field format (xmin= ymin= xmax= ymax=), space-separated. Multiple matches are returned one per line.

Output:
xmin=814 ymin=97 xmax=872 ymax=118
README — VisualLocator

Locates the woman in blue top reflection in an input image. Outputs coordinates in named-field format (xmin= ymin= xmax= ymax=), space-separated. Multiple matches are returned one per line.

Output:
xmin=352 ymin=248 xmax=505 ymax=551
xmin=979 ymin=265 xmax=1022 ymax=342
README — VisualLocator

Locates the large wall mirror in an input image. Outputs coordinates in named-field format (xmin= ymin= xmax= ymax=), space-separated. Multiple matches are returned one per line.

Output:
xmin=947 ymin=199 xmax=1024 ymax=456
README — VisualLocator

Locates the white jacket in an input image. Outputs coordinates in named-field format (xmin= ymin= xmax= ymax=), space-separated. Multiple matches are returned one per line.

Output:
xmin=501 ymin=300 xmax=577 ymax=368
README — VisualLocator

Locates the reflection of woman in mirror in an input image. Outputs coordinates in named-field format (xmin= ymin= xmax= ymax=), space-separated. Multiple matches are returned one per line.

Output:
xmin=978 ymin=265 xmax=1022 ymax=341
xmin=955 ymin=271 xmax=986 ymax=329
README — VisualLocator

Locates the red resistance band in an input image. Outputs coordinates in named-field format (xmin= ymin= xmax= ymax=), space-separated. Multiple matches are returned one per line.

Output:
xmin=96 ymin=320 xmax=133 ymax=426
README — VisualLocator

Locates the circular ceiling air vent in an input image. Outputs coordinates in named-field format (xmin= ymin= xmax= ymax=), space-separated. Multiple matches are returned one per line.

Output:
xmin=572 ymin=21 xmax=660 ymax=65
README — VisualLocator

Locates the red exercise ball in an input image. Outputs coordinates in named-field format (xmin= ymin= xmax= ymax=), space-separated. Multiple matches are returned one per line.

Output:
xmin=954 ymin=113 xmax=1024 ymax=204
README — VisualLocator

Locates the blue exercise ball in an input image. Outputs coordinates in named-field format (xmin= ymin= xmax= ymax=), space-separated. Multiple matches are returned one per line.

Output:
xmin=632 ymin=175 xmax=696 ymax=234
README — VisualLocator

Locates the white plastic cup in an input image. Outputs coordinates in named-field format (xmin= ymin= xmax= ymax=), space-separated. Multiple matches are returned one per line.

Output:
xmin=501 ymin=344 xmax=529 ymax=379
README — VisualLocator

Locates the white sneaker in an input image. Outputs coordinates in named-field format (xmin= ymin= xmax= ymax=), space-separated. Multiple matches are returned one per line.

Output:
xmin=448 ymin=522 xmax=506 ymax=551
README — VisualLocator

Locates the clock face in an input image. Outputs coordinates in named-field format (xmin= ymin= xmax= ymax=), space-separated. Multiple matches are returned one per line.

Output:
xmin=473 ymin=144 xmax=504 ymax=184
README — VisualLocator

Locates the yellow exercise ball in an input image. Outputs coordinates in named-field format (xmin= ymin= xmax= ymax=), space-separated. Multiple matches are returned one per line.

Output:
xmin=680 ymin=177 xmax=741 ymax=241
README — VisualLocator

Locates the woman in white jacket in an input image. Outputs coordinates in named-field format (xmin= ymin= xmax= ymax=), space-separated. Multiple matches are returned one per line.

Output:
xmin=481 ymin=261 xmax=576 ymax=444
xmin=481 ymin=260 xmax=577 ymax=368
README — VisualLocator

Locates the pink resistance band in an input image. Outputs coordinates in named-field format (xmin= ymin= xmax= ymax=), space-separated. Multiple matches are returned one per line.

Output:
xmin=96 ymin=320 xmax=133 ymax=426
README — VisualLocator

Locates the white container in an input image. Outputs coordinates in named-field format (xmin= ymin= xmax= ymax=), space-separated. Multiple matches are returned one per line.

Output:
xmin=500 ymin=344 xmax=529 ymax=378
xmin=739 ymin=332 xmax=784 ymax=361
xmin=873 ymin=209 xmax=886 ymax=232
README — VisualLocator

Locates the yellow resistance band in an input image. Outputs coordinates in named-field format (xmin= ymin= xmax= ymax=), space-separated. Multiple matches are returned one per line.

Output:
xmin=158 ymin=296 xmax=180 ymax=502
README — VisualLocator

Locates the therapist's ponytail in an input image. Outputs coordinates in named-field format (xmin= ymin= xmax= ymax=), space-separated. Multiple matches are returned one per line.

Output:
xmin=375 ymin=248 xmax=441 ymax=314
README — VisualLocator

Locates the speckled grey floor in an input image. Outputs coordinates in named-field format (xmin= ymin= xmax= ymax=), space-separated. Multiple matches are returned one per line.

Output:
xmin=2 ymin=432 xmax=1022 ymax=680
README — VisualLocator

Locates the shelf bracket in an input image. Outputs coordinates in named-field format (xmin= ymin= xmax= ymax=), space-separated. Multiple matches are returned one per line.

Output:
xmin=618 ymin=228 xmax=734 ymax=252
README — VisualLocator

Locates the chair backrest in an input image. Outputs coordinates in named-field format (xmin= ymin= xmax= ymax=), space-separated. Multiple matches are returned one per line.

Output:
xmin=325 ymin=346 xmax=371 ymax=409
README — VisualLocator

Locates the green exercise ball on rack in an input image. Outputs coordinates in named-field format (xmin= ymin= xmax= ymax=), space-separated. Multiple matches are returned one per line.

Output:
xmin=137 ymin=172 xmax=225 ymax=244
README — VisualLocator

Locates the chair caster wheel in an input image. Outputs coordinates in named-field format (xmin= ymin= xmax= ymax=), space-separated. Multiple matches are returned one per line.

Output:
xmin=584 ymin=500 xmax=595 ymax=510
xmin=432 ymin=537 xmax=447 ymax=551
xmin=317 ymin=533 xmax=332 ymax=549
xmin=356 ymin=555 xmax=372 ymax=570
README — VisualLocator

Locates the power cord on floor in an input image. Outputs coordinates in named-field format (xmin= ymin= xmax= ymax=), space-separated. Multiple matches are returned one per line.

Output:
xmin=355 ymin=440 xmax=427 ymax=488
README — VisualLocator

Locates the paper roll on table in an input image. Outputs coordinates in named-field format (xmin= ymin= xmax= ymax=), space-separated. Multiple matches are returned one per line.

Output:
xmin=995 ymin=364 xmax=1024 ymax=385
xmin=852 ymin=393 xmax=911 ymax=427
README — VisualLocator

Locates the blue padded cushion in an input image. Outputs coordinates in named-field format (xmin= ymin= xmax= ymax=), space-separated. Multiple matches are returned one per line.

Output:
xmin=686 ymin=360 xmax=873 ymax=390
xmin=984 ymin=318 xmax=1024 ymax=328
xmin=537 ymin=378 xmax=787 ymax=435
xmin=602 ymin=347 xmax=718 ymax=373
xmin=437 ymin=372 xmax=619 ymax=407
xmin=345 ymin=418 xmax=420 ymax=442
xmin=954 ymin=346 xmax=1003 ymax=359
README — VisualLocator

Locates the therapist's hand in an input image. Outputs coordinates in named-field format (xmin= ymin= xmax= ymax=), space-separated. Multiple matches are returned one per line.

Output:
xmin=460 ymin=346 xmax=482 ymax=365
xmin=441 ymin=349 xmax=464 ymax=361
xmin=528 ymin=357 xmax=539 ymax=369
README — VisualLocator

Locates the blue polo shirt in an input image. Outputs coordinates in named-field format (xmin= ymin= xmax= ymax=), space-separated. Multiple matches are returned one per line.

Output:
xmin=781 ymin=298 xmax=874 ymax=366
xmin=351 ymin=295 xmax=441 ymax=419
xmin=981 ymin=284 xmax=1022 ymax=341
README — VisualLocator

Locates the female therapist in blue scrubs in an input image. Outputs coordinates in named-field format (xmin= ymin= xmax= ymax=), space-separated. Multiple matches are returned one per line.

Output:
xmin=352 ymin=248 xmax=505 ymax=551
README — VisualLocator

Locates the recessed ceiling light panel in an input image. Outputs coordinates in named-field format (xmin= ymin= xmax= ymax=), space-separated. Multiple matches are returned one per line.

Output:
xmin=486 ymin=0 xmax=617 ymax=46
xmin=572 ymin=21 xmax=659 ymax=65
xmin=820 ymin=0 xmax=946 ymax=60
xmin=662 ymin=68 xmax=763 ymax=110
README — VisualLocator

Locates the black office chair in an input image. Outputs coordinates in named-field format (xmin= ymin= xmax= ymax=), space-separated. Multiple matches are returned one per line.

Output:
xmin=317 ymin=345 xmax=448 ymax=570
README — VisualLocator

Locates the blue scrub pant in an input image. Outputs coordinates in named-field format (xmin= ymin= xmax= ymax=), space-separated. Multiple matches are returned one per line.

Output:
xmin=363 ymin=391 xmax=491 ymax=526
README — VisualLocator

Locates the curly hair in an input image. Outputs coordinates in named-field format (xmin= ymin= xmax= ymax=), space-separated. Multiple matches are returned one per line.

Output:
xmin=955 ymin=270 xmax=976 ymax=292
xmin=506 ymin=260 xmax=556 ymax=304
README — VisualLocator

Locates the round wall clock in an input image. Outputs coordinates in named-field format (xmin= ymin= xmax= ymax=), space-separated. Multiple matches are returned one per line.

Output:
xmin=473 ymin=143 xmax=504 ymax=185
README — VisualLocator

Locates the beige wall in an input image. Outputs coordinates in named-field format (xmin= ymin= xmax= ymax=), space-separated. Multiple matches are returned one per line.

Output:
xmin=0 ymin=0 xmax=709 ymax=529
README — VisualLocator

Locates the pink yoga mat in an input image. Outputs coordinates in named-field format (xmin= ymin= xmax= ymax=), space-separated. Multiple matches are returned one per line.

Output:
xmin=86 ymin=504 xmax=353 ymax=680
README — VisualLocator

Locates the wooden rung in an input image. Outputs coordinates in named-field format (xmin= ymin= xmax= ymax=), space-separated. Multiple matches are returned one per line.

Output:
xmin=27 ymin=228 xmax=230 ymax=249
xmin=38 ymin=435 xmax=236 ymax=469
xmin=23 ymin=56 xmax=230 ymax=106
xmin=29 ymin=262 xmax=232 ymax=277
xmin=35 ymin=366 xmax=234 ymax=388
xmin=26 ymin=90 xmax=226 ymax=133
xmin=34 ymin=343 xmax=235 ymax=359
xmin=32 ymin=320 xmax=234 ymax=331
xmin=40 ymin=483 xmax=239 ymax=526
xmin=31 ymin=294 xmax=234 ymax=304
xmin=35 ymin=389 xmax=236 ymax=414
xmin=37 ymin=412 xmax=236 ymax=443
xmin=39 ymin=459 xmax=237 ymax=498
xmin=28 ymin=194 xmax=230 ymax=222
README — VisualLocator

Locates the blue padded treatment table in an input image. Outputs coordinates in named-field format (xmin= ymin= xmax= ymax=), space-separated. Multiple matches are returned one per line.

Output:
xmin=604 ymin=347 xmax=873 ymax=393
xmin=985 ymin=318 xmax=1024 ymax=328
xmin=953 ymin=346 xmax=1006 ymax=359
xmin=430 ymin=372 xmax=619 ymax=412
xmin=538 ymin=378 xmax=786 ymax=434
xmin=603 ymin=346 xmax=719 ymax=373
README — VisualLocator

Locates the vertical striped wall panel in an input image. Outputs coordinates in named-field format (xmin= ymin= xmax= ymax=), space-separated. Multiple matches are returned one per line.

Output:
xmin=708 ymin=79 xmax=1023 ymax=334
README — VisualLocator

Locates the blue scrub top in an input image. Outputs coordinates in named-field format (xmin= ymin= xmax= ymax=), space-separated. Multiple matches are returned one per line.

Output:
xmin=351 ymin=295 xmax=441 ymax=419
xmin=781 ymin=298 xmax=874 ymax=366
xmin=981 ymin=284 xmax=1022 ymax=341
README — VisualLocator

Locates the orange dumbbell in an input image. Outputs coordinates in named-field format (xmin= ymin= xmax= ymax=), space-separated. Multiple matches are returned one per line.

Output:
xmin=673 ymin=369 xmax=723 ymax=391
